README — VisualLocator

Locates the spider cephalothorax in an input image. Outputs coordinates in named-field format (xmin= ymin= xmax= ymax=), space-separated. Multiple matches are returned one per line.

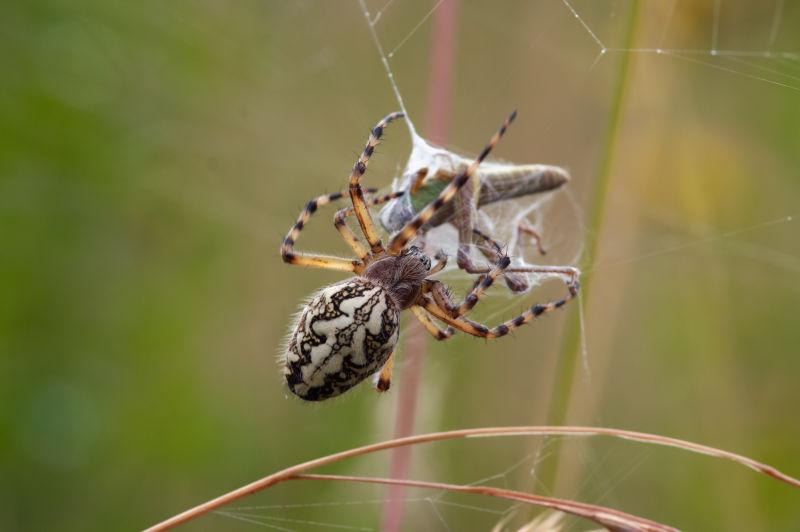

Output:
xmin=281 ymin=111 xmax=580 ymax=401
xmin=363 ymin=246 xmax=431 ymax=309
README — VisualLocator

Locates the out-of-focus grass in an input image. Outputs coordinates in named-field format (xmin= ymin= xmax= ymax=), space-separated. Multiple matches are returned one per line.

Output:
xmin=1 ymin=1 xmax=799 ymax=531
xmin=539 ymin=0 xmax=641 ymax=494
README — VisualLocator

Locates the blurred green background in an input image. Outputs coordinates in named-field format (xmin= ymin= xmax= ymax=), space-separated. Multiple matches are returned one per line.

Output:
xmin=2 ymin=1 xmax=798 ymax=530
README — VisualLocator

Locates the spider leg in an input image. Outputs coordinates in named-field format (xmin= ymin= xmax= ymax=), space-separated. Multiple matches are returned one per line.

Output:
xmin=349 ymin=112 xmax=405 ymax=255
xmin=409 ymin=167 xmax=428 ymax=196
xmin=423 ymin=253 xmax=510 ymax=319
xmin=468 ymin=264 xmax=581 ymax=287
xmin=281 ymin=190 xmax=366 ymax=272
xmin=428 ymin=250 xmax=448 ymax=275
xmin=388 ymin=110 xmax=517 ymax=254
xmin=418 ymin=278 xmax=579 ymax=339
xmin=472 ymin=227 xmax=530 ymax=293
xmin=471 ymin=227 xmax=503 ymax=254
xmin=374 ymin=352 xmax=394 ymax=392
xmin=458 ymin=263 xmax=580 ymax=320
xmin=424 ymin=280 xmax=458 ymax=316
xmin=411 ymin=305 xmax=454 ymax=341
xmin=334 ymin=191 xmax=406 ymax=261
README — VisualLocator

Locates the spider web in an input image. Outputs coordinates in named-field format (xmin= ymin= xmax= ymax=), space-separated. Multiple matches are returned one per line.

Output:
xmin=216 ymin=1 xmax=799 ymax=530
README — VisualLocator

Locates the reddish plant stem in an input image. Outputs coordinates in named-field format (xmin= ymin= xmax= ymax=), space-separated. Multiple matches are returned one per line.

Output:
xmin=424 ymin=0 xmax=458 ymax=147
xmin=381 ymin=2 xmax=459 ymax=531
xmin=381 ymin=319 xmax=425 ymax=531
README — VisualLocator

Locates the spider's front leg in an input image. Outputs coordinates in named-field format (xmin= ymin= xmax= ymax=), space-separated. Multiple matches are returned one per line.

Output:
xmin=349 ymin=112 xmax=405 ymax=255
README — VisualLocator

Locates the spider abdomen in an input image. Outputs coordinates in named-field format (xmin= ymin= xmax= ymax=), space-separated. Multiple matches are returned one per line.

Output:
xmin=284 ymin=278 xmax=400 ymax=401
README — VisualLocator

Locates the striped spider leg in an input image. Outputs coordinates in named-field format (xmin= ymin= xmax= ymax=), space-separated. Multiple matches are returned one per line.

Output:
xmin=280 ymin=110 xmax=403 ymax=272
xmin=281 ymin=189 xmax=370 ymax=274
xmin=417 ymin=276 xmax=578 ymax=340
xmin=349 ymin=111 xmax=405 ymax=255
xmin=417 ymin=260 xmax=579 ymax=339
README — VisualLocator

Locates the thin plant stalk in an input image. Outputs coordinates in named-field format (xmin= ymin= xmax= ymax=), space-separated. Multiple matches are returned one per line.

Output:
xmin=541 ymin=0 xmax=642 ymax=488
xmin=146 ymin=425 xmax=800 ymax=530
xmin=381 ymin=2 xmax=459 ymax=531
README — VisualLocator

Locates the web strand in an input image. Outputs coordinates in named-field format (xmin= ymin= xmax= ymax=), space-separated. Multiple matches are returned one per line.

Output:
xmin=387 ymin=0 xmax=445 ymax=58
xmin=358 ymin=0 xmax=418 ymax=139
xmin=562 ymin=0 xmax=800 ymax=92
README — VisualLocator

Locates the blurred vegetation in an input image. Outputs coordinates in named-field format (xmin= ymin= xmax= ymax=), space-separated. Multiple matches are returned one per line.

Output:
xmin=1 ymin=1 xmax=798 ymax=531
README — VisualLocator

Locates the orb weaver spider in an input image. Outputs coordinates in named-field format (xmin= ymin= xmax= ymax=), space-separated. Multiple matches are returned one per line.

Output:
xmin=281 ymin=111 xmax=580 ymax=401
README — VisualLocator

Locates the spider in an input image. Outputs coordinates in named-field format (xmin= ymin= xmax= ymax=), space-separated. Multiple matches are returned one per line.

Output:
xmin=281 ymin=111 xmax=580 ymax=401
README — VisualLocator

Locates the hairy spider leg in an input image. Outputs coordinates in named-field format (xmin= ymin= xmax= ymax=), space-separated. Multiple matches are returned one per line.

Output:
xmin=349 ymin=111 xmax=405 ymax=255
xmin=388 ymin=110 xmax=518 ymax=255
xmin=334 ymin=191 xmax=406 ymax=260
xmin=281 ymin=189 xmax=373 ymax=272
xmin=418 ymin=277 xmax=579 ymax=339
xmin=375 ymin=353 xmax=394 ymax=392
xmin=471 ymin=227 xmax=504 ymax=254
xmin=411 ymin=305 xmax=454 ymax=341
xmin=472 ymin=227 xmax=531 ymax=293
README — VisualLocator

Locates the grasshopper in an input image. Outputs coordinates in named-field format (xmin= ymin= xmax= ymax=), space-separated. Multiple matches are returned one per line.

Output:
xmin=379 ymin=156 xmax=571 ymax=293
